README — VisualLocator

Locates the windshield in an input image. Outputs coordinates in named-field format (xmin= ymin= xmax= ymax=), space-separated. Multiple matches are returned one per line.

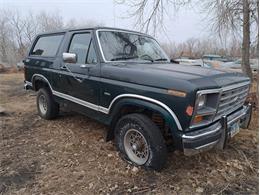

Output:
xmin=97 ymin=31 xmax=169 ymax=62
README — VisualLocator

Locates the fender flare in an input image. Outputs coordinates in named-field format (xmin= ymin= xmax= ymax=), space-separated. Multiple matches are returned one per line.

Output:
xmin=31 ymin=74 xmax=52 ymax=91
xmin=107 ymin=95 xmax=182 ymax=130
xmin=106 ymin=97 xmax=182 ymax=141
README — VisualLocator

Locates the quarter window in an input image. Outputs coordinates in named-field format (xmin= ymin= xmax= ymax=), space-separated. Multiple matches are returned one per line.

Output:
xmin=31 ymin=34 xmax=63 ymax=57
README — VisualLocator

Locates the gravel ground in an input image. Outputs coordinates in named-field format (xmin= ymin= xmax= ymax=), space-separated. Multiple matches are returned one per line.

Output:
xmin=0 ymin=72 xmax=258 ymax=194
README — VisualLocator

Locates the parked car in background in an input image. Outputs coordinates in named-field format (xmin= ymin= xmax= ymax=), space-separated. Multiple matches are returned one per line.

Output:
xmin=174 ymin=58 xmax=210 ymax=68
xmin=202 ymin=54 xmax=230 ymax=62
xmin=221 ymin=59 xmax=259 ymax=73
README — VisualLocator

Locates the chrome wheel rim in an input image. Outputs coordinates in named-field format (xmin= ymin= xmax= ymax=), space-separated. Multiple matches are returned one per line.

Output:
xmin=39 ymin=94 xmax=47 ymax=115
xmin=123 ymin=129 xmax=149 ymax=165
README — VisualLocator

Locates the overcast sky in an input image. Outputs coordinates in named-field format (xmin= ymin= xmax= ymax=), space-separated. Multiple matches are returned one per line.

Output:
xmin=0 ymin=0 xmax=210 ymax=43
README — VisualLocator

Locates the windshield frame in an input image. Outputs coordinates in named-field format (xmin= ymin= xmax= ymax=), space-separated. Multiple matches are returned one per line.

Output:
xmin=95 ymin=29 xmax=169 ymax=63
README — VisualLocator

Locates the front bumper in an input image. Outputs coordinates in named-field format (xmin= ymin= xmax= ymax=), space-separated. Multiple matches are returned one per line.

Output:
xmin=182 ymin=104 xmax=252 ymax=156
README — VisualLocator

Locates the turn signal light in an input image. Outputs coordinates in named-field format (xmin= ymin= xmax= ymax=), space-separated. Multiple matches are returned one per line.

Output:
xmin=193 ymin=115 xmax=203 ymax=124
xmin=168 ymin=89 xmax=187 ymax=97
xmin=186 ymin=106 xmax=193 ymax=116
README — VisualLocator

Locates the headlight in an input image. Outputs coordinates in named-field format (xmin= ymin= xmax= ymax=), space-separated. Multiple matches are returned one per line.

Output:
xmin=190 ymin=90 xmax=220 ymax=128
xmin=197 ymin=94 xmax=206 ymax=109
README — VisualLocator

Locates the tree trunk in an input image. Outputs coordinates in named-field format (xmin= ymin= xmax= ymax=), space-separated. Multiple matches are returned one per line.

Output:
xmin=242 ymin=0 xmax=253 ymax=80
xmin=0 ymin=36 xmax=8 ymax=62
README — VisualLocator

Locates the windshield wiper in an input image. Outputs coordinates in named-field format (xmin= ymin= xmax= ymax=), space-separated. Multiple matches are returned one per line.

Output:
xmin=110 ymin=56 xmax=138 ymax=61
xmin=154 ymin=58 xmax=168 ymax=61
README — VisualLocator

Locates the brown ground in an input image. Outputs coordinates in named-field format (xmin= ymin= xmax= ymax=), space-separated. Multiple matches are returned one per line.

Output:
xmin=0 ymin=73 xmax=258 ymax=195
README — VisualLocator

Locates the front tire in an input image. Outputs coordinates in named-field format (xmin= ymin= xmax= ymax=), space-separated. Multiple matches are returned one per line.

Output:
xmin=115 ymin=113 xmax=167 ymax=170
xmin=37 ymin=88 xmax=59 ymax=120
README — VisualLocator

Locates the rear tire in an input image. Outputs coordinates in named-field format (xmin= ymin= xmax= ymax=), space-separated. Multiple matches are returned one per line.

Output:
xmin=37 ymin=88 xmax=59 ymax=119
xmin=115 ymin=113 xmax=167 ymax=171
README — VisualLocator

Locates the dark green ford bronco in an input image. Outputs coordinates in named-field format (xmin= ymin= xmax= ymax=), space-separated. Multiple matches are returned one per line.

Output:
xmin=24 ymin=27 xmax=252 ymax=170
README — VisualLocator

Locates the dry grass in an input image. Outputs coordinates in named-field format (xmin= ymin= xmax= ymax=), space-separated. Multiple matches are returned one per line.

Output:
xmin=0 ymin=72 xmax=258 ymax=194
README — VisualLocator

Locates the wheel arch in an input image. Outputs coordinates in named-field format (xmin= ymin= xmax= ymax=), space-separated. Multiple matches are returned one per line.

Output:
xmin=106 ymin=95 xmax=182 ymax=141
xmin=32 ymin=74 xmax=52 ymax=92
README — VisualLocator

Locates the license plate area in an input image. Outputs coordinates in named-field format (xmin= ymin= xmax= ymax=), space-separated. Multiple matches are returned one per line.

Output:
xmin=229 ymin=121 xmax=240 ymax=137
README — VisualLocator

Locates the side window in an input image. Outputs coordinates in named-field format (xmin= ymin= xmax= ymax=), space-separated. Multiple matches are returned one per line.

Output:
xmin=31 ymin=34 xmax=63 ymax=57
xmin=86 ymin=41 xmax=97 ymax=64
xmin=68 ymin=33 xmax=91 ymax=64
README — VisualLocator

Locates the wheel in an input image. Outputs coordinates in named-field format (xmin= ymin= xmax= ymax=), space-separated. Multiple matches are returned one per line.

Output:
xmin=37 ymin=87 xmax=59 ymax=119
xmin=115 ymin=113 xmax=167 ymax=170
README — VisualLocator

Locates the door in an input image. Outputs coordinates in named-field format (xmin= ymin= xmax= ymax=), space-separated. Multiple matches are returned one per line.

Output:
xmin=59 ymin=31 xmax=100 ymax=107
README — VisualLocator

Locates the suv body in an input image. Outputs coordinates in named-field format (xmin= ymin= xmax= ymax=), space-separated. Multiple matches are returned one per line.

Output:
xmin=24 ymin=27 xmax=252 ymax=170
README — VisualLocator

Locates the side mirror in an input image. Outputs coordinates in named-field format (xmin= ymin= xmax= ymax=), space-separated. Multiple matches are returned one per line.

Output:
xmin=63 ymin=52 xmax=77 ymax=63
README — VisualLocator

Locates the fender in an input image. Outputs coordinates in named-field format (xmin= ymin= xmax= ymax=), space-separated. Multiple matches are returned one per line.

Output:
xmin=106 ymin=97 xmax=182 ymax=141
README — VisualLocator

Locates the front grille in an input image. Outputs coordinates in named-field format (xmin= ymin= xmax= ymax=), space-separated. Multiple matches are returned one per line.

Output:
xmin=214 ymin=83 xmax=250 ymax=120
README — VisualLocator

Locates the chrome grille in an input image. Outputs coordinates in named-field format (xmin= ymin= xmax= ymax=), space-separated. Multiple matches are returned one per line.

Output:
xmin=214 ymin=83 xmax=250 ymax=120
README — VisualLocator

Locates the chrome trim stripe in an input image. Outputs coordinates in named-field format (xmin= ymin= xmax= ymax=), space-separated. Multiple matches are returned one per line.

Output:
xmin=53 ymin=90 xmax=99 ymax=111
xmin=32 ymin=74 xmax=102 ymax=112
xmin=31 ymin=74 xmax=183 ymax=130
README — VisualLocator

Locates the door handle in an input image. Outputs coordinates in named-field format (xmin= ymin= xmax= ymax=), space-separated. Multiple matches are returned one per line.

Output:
xmin=80 ymin=64 xmax=88 ymax=68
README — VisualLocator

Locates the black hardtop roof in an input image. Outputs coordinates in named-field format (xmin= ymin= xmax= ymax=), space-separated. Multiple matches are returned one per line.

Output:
xmin=37 ymin=26 xmax=150 ymax=37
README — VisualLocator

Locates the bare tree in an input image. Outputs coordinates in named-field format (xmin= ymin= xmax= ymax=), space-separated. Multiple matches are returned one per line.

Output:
xmin=185 ymin=38 xmax=197 ymax=57
xmin=116 ymin=0 xmax=190 ymax=35
xmin=24 ymin=12 xmax=40 ymax=45
xmin=0 ymin=12 xmax=11 ymax=62
xmin=36 ymin=11 xmax=64 ymax=32
xmin=161 ymin=37 xmax=244 ymax=60
xmin=0 ymin=9 xmax=103 ymax=65
xmin=242 ymin=0 xmax=252 ymax=79
xmin=201 ymin=0 xmax=259 ymax=79
xmin=9 ymin=10 xmax=27 ymax=58
xmin=118 ymin=0 xmax=258 ymax=78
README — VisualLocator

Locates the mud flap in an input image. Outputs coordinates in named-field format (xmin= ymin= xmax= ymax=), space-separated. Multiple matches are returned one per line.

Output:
xmin=106 ymin=127 xmax=114 ymax=141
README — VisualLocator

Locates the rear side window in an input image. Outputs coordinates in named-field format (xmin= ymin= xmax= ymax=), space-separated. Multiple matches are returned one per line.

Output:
xmin=31 ymin=34 xmax=64 ymax=57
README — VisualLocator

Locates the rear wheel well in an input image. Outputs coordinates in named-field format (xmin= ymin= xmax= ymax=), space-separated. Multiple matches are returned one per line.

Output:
xmin=34 ymin=79 xmax=50 ymax=92
xmin=110 ymin=105 xmax=173 ymax=146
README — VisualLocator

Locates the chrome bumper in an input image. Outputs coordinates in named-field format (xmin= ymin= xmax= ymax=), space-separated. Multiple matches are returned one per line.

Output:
xmin=182 ymin=104 xmax=252 ymax=156
xmin=24 ymin=81 xmax=33 ymax=90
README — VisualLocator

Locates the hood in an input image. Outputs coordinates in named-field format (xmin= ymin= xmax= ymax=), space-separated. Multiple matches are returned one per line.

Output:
xmin=101 ymin=62 xmax=250 ymax=92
